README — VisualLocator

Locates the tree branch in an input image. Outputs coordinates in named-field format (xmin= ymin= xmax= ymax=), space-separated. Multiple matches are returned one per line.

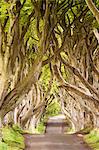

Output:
xmin=59 ymin=55 xmax=99 ymax=99
xmin=85 ymin=0 xmax=99 ymax=23
xmin=53 ymin=65 xmax=99 ymax=104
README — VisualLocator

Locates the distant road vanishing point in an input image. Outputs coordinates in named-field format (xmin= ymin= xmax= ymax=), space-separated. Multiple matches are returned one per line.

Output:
xmin=24 ymin=115 xmax=91 ymax=150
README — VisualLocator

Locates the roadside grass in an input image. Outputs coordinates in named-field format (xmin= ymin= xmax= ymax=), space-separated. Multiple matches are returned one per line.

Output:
xmin=84 ymin=129 xmax=99 ymax=150
xmin=35 ymin=122 xmax=45 ymax=134
xmin=0 ymin=125 xmax=25 ymax=150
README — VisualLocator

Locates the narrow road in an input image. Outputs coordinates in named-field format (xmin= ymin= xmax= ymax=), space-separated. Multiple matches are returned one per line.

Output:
xmin=24 ymin=134 xmax=91 ymax=150
xmin=24 ymin=115 xmax=91 ymax=150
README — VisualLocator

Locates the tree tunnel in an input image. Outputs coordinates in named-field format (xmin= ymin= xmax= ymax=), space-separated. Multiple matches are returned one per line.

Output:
xmin=0 ymin=0 xmax=99 ymax=134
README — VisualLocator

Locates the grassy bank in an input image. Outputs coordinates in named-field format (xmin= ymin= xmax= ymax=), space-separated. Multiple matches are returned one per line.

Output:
xmin=84 ymin=129 xmax=99 ymax=150
xmin=0 ymin=125 xmax=25 ymax=150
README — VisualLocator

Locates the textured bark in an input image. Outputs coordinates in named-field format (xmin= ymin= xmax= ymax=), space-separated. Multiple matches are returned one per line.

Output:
xmin=93 ymin=28 xmax=99 ymax=43
xmin=53 ymin=65 xmax=99 ymax=103
xmin=85 ymin=0 xmax=99 ymax=23
xmin=60 ymin=56 xmax=99 ymax=99
xmin=20 ymin=76 xmax=53 ymax=128
xmin=0 ymin=0 xmax=52 ymax=119
xmin=0 ymin=58 xmax=42 ymax=117
xmin=0 ymin=0 xmax=99 ymax=130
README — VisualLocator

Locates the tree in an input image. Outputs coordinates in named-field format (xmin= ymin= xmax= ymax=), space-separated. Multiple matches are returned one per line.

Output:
xmin=0 ymin=0 xmax=99 ymax=131
xmin=85 ymin=0 xmax=99 ymax=23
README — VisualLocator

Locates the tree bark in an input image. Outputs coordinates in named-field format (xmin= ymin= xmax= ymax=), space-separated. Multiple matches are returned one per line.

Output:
xmin=85 ymin=0 xmax=99 ymax=23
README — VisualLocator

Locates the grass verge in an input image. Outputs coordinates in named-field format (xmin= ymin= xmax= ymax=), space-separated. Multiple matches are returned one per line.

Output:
xmin=84 ymin=128 xmax=99 ymax=150
xmin=0 ymin=125 xmax=25 ymax=150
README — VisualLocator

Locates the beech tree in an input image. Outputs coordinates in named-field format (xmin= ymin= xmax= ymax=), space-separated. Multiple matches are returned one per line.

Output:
xmin=0 ymin=0 xmax=99 ymax=131
xmin=0 ymin=0 xmax=55 ymax=119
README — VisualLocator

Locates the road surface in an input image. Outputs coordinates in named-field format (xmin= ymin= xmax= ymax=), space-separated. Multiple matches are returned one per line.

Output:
xmin=24 ymin=115 xmax=91 ymax=150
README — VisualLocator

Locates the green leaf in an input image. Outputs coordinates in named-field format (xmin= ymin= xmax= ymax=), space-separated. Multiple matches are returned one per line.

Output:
xmin=0 ymin=141 xmax=7 ymax=150
xmin=2 ymin=127 xmax=25 ymax=149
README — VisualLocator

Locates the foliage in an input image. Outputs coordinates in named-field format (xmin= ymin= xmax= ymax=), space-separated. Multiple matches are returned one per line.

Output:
xmin=45 ymin=100 xmax=61 ymax=118
xmin=12 ymin=124 xmax=24 ymax=134
xmin=0 ymin=1 xmax=9 ymax=22
xmin=0 ymin=126 xmax=25 ymax=150
xmin=0 ymin=141 xmax=7 ymax=150
xmin=40 ymin=65 xmax=51 ymax=91
xmin=50 ymin=80 xmax=59 ymax=94
xmin=84 ymin=129 xmax=99 ymax=150
xmin=0 ymin=0 xmax=99 ymax=133
xmin=35 ymin=99 xmax=61 ymax=134
xmin=35 ymin=122 xmax=45 ymax=134
xmin=0 ymin=141 xmax=22 ymax=150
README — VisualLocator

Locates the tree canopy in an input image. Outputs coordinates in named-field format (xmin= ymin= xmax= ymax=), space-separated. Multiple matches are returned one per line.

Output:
xmin=0 ymin=0 xmax=99 ymax=132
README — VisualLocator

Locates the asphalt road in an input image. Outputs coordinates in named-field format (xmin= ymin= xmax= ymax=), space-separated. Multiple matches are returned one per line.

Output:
xmin=24 ymin=134 xmax=91 ymax=150
xmin=24 ymin=115 xmax=91 ymax=150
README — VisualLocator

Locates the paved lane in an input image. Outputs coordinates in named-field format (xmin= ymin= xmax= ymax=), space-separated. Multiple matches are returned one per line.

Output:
xmin=24 ymin=134 xmax=91 ymax=150
xmin=24 ymin=115 xmax=91 ymax=150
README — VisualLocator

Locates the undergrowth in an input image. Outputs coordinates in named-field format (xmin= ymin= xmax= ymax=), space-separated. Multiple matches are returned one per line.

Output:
xmin=84 ymin=129 xmax=99 ymax=150
xmin=0 ymin=125 xmax=25 ymax=150
xmin=35 ymin=122 xmax=45 ymax=134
